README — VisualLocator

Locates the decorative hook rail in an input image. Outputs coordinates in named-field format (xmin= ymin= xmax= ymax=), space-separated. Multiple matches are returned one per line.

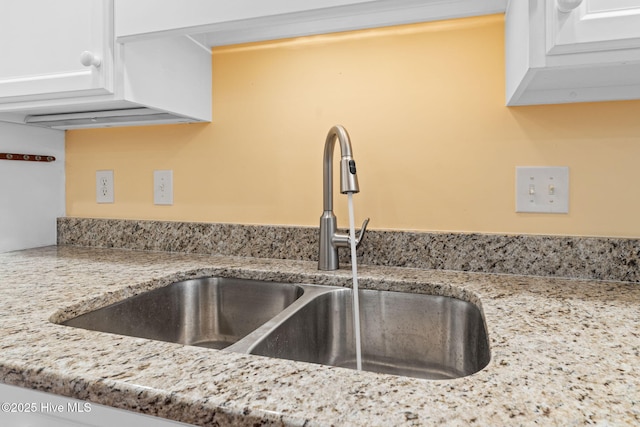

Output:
xmin=0 ymin=152 xmax=56 ymax=162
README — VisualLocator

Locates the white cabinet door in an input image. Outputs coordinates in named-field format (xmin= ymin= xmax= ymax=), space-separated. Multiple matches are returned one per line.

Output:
xmin=0 ymin=0 xmax=113 ymax=103
xmin=547 ymin=0 xmax=640 ymax=55
xmin=506 ymin=0 xmax=640 ymax=106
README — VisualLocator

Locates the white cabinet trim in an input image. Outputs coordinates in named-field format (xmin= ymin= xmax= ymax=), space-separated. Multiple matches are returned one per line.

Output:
xmin=116 ymin=0 xmax=508 ymax=47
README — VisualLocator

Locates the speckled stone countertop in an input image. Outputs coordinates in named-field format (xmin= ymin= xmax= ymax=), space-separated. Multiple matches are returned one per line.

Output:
xmin=1 ymin=246 xmax=639 ymax=426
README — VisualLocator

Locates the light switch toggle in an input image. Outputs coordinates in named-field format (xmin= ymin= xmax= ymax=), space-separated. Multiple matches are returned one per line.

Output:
xmin=516 ymin=166 xmax=569 ymax=213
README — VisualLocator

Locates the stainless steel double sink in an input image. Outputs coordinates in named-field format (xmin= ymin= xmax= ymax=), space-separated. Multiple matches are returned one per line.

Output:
xmin=60 ymin=277 xmax=490 ymax=380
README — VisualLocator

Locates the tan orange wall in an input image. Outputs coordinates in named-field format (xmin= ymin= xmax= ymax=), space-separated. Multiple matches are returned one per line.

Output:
xmin=66 ymin=15 xmax=640 ymax=237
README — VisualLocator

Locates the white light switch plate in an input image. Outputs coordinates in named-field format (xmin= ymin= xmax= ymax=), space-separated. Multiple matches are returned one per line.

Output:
xmin=96 ymin=170 xmax=114 ymax=204
xmin=516 ymin=166 xmax=569 ymax=213
xmin=154 ymin=170 xmax=173 ymax=205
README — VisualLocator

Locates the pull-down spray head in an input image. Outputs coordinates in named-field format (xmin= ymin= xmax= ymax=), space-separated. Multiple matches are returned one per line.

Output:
xmin=340 ymin=157 xmax=359 ymax=194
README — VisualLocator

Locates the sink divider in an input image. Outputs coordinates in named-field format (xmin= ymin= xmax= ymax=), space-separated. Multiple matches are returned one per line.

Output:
xmin=223 ymin=283 xmax=341 ymax=354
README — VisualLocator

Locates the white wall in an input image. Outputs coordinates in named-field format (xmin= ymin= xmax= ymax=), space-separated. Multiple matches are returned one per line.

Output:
xmin=0 ymin=122 xmax=65 ymax=253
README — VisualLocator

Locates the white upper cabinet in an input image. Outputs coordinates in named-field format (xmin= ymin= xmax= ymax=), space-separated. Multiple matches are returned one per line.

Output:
xmin=116 ymin=0 xmax=508 ymax=46
xmin=0 ymin=0 xmax=113 ymax=102
xmin=506 ymin=0 xmax=640 ymax=105
xmin=0 ymin=0 xmax=211 ymax=129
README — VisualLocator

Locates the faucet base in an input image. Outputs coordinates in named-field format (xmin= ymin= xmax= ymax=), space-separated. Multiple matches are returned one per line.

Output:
xmin=318 ymin=211 xmax=339 ymax=270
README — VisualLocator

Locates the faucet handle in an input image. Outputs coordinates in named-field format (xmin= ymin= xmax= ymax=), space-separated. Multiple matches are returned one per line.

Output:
xmin=354 ymin=218 xmax=370 ymax=248
xmin=331 ymin=218 xmax=370 ymax=248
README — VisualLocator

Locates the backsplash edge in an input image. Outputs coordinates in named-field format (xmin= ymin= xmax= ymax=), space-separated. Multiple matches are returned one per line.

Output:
xmin=57 ymin=217 xmax=640 ymax=283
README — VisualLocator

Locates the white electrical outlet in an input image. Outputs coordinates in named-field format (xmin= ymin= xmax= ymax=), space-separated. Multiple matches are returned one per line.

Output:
xmin=154 ymin=170 xmax=173 ymax=205
xmin=516 ymin=166 xmax=569 ymax=213
xmin=96 ymin=170 xmax=114 ymax=204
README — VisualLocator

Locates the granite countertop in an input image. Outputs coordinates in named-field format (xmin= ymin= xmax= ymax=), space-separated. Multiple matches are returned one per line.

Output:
xmin=0 ymin=246 xmax=638 ymax=426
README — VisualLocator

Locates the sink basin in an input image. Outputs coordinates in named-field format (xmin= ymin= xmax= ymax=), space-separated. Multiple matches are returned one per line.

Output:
xmin=62 ymin=277 xmax=304 ymax=350
xmin=248 ymin=289 xmax=490 ymax=380
xmin=60 ymin=277 xmax=490 ymax=380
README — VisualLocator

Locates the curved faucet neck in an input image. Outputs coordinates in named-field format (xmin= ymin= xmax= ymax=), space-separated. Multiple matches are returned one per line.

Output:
xmin=323 ymin=125 xmax=355 ymax=212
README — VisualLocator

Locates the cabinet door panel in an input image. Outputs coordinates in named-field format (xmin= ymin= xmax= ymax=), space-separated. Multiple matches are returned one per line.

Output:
xmin=0 ymin=0 xmax=113 ymax=102
xmin=547 ymin=0 xmax=640 ymax=54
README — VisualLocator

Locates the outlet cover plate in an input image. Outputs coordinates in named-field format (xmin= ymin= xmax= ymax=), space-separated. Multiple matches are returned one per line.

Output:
xmin=516 ymin=166 xmax=569 ymax=214
xmin=154 ymin=170 xmax=173 ymax=205
xmin=96 ymin=170 xmax=114 ymax=204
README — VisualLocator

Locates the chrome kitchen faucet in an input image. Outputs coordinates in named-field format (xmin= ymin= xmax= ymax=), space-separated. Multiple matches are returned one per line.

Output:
xmin=318 ymin=125 xmax=369 ymax=270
